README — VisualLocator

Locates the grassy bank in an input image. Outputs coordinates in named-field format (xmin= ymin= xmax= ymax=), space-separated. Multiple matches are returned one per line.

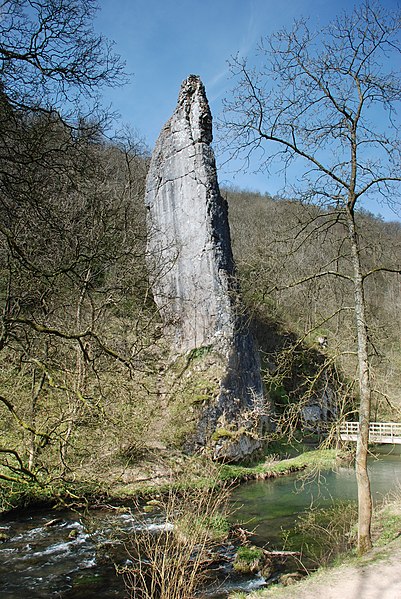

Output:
xmin=106 ymin=447 xmax=341 ymax=502
xmin=0 ymin=447 xmax=341 ymax=515
xmin=219 ymin=448 xmax=340 ymax=483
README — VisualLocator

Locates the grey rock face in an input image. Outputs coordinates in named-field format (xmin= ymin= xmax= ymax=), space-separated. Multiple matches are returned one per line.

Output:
xmin=146 ymin=75 xmax=235 ymax=354
xmin=301 ymin=374 xmax=338 ymax=429
xmin=145 ymin=75 xmax=268 ymax=460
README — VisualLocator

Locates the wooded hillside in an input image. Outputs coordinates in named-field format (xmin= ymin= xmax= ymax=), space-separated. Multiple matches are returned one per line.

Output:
xmin=228 ymin=188 xmax=401 ymax=425
xmin=1 ymin=124 xmax=400 ymax=498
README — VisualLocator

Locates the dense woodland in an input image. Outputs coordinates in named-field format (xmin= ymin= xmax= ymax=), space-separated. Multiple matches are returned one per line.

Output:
xmin=227 ymin=189 xmax=401 ymax=426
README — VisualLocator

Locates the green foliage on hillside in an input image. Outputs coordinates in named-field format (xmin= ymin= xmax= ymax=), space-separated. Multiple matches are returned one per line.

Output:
xmin=1 ymin=128 xmax=400 ymax=501
xmin=0 ymin=118 xmax=164 ymax=491
xmin=227 ymin=188 xmax=401 ymax=426
xmin=1 ymin=123 xmax=400 ymax=501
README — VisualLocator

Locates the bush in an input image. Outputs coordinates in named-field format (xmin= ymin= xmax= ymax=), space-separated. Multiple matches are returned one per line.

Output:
xmin=119 ymin=483 xmax=230 ymax=599
xmin=282 ymin=500 xmax=357 ymax=567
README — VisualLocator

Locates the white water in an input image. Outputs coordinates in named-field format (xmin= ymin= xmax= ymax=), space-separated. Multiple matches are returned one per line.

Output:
xmin=0 ymin=449 xmax=400 ymax=598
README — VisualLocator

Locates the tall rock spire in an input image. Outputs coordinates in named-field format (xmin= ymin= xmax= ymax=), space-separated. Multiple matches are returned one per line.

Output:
xmin=145 ymin=76 xmax=268 ymax=460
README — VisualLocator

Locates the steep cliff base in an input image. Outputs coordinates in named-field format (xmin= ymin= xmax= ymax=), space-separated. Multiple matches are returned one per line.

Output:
xmin=156 ymin=348 xmax=268 ymax=462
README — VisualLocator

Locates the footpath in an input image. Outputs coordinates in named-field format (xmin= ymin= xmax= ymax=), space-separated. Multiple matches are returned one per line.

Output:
xmin=244 ymin=539 xmax=401 ymax=599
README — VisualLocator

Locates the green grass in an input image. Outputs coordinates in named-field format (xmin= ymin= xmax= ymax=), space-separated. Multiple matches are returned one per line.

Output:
xmin=233 ymin=546 xmax=266 ymax=574
xmin=219 ymin=449 xmax=339 ymax=482
xmin=374 ymin=500 xmax=401 ymax=547
xmin=0 ymin=448 xmax=340 ymax=515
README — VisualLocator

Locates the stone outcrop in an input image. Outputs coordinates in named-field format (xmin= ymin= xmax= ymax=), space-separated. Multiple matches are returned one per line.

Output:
xmin=301 ymin=373 xmax=338 ymax=430
xmin=145 ymin=75 xmax=268 ymax=460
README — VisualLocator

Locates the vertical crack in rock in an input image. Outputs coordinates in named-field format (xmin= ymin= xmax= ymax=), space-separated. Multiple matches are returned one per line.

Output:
xmin=145 ymin=75 xmax=269 ymax=460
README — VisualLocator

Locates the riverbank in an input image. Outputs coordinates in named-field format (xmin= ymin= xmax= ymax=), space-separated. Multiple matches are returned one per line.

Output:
xmin=0 ymin=447 xmax=341 ymax=515
xmin=0 ymin=447 xmax=343 ymax=598
xmin=2 ymin=447 xmax=399 ymax=599
xmin=233 ymin=538 xmax=401 ymax=599
xmin=230 ymin=489 xmax=401 ymax=599
xmin=110 ymin=447 xmax=341 ymax=498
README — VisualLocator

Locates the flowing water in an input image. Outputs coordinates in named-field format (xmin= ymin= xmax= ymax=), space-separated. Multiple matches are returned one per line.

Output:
xmin=0 ymin=448 xmax=400 ymax=598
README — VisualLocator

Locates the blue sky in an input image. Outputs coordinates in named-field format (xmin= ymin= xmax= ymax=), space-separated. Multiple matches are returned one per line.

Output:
xmin=94 ymin=0 xmax=401 ymax=221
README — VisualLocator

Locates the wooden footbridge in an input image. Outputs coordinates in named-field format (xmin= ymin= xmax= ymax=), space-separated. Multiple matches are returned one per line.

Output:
xmin=339 ymin=422 xmax=401 ymax=445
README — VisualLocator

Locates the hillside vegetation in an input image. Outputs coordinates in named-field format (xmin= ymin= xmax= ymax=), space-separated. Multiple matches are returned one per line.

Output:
xmin=1 ymin=124 xmax=400 ymax=504
xmin=227 ymin=188 xmax=401 ymax=426
xmin=0 ymin=120 xmax=164 ymax=501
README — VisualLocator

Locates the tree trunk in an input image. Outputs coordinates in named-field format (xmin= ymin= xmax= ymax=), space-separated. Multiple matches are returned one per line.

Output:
xmin=347 ymin=210 xmax=373 ymax=554
xmin=28 ymin=368 xmax=46 ymax=472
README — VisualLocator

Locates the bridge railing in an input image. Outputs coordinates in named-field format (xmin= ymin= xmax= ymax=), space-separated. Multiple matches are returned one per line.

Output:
xmin=339 ymin=422 xmax=401 ymax=442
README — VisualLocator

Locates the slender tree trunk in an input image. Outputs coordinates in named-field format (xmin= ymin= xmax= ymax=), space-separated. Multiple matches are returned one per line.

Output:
xmin=347 ymin=210 xmax=373 ymax=554
xmin=60 ymin=269 xmax=90 ymax=470
xmin=28 ymin=368 xmax=46 ymax=471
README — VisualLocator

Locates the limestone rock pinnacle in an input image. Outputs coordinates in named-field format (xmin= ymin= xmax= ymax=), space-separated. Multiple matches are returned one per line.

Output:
xmin=145 ymin=75 xmax=269 ymax=460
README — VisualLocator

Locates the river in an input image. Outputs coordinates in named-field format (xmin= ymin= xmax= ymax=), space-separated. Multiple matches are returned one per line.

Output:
xmin=231 ymin=447 xmax=401 ymax=547
xmin=0 ymin=448 xmax=400 ymax=598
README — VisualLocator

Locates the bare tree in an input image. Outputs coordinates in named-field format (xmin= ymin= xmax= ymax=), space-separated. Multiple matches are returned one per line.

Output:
xmin=0 ymin=3 xmax=161 ymax=487
xmin=0 ymin=118 xmax=154 ymax=479
xmin=0 ymin=0 xmax=125 ymax=108
xmin=222 ymin=0 xmax=401 ymax=553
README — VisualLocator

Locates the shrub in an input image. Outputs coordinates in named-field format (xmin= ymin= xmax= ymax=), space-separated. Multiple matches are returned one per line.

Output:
xmin=282 ymin=500 xmax=357 ymax=567
xmin=118 ymin=483 xmax=230 ymax=599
